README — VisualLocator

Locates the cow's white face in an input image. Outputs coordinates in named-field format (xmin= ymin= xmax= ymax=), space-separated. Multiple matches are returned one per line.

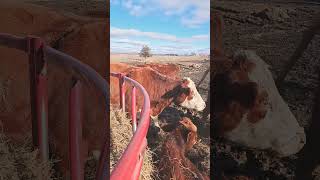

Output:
xmin=215 ymin=50 xmax=306 ymax=157
xmin=179 ymin=77 xmax=206 ymax=111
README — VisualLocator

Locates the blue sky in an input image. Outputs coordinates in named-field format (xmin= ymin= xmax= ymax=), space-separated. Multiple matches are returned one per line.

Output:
xmin=110 ymin=0 xmax=210 ymax=55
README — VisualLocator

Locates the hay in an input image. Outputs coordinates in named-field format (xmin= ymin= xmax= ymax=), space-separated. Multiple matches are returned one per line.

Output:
xmin=110 ymin=107 xmax=155 ymax=180
xmin=0 ymin=132 xmax=54 ymax=180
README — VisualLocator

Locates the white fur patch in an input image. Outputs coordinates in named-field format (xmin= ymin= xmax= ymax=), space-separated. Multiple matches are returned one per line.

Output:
xmin=179 ymin=77 xmax=206 ymax=111
xmin=225 ymin=50 xmax=306 ymax=157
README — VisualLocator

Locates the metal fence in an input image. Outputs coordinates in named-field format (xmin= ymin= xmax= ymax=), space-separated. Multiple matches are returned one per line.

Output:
xmin=110 ymin=72 xmax=151 ymax=180
xmin=0 ymin=33 xmax=109 ymax=180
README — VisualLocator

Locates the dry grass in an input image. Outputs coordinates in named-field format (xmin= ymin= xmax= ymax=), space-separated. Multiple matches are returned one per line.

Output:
xmin=110 ymin=107 xmax=155 ymax=180
xmin=0 ymin=132 xmax=54 ymax=180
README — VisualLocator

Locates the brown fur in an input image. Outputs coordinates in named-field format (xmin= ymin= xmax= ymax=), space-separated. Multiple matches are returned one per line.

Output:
xmin=159 ymin=117 xmax=209 ymax=180
xmin=136 ymin=63 xmax=180 ymax=80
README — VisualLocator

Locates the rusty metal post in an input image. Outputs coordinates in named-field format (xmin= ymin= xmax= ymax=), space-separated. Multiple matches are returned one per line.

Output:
xmin=119 ymin=74 xmax=126 ymax=112
xmin=69 ymin=79 xmax=84 ymax=180
xmin=131 ymin=86 xmax=137 ymax=132
xmin=27 ymin=36 xmax=49 ymax=161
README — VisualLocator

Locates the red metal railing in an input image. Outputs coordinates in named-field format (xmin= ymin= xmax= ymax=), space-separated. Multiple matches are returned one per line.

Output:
xmin=110 ymin=72 xmax=151 ymax=180
xmin=0 ymin=33 xmax=109 ymax=180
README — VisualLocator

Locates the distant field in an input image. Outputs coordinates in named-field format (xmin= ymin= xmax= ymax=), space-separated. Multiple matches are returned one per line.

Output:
xmin=111 ymin=53 xmax=209 ymax=63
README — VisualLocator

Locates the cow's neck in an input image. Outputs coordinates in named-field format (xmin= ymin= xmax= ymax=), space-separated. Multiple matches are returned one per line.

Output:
xmin=150 ymin=96 xmax=175 ymax=116
xmin=150 ymin=80 xmax=180 ymax=116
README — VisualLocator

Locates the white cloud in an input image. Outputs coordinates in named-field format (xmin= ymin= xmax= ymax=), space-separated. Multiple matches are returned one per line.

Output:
xmin=111 ymin=27 xmax=208 ymax=43
xmin=111 ymin=27 xmax=209 ymax=54
xmin=111 ymin=38 xmax=209 ymax=55
xmin=111 ymin=38 xmax=149 ymax=46
xmin=117 ymin=0 xmax=209 ymax=27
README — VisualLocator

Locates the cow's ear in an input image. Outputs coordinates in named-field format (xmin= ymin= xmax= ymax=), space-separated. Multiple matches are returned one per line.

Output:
xmin=181 ymin=79 xmax=189 ymax=88
xmin=186 ymin=88 xmax=194 ymax=100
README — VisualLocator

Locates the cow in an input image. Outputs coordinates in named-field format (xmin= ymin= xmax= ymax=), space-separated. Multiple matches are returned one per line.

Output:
xmin=209 ymin=11 xmax=305 ymax=157
xmin=0 ymin=1 xmax=107 ymax=179
xmin=158 ymin=117 xmax=209 ymax=180
xmin=110 ymin=63 xmax=206 ymax=117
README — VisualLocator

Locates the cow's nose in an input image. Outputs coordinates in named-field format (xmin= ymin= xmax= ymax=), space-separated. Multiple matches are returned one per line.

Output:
xmin=277 ymin=129 xmax=306 ymax=157
xmin=196 ymin=102 xmax=206 ymax=111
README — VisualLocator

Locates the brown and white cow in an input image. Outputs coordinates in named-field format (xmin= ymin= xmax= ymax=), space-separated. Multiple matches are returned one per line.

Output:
xmin=0 ymin=1 xmax=107 ymax=178
xmin=212 ymin=50 xmax=306 ymax=156
xmin=110 ymin=63 xmax=206 ymax=117
xmin=210 ymin=11 xmax=305 ymax=157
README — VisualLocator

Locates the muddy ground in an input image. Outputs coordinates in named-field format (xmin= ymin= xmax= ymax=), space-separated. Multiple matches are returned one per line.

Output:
xmin=213 ymin=0 xmax=320 ymax=179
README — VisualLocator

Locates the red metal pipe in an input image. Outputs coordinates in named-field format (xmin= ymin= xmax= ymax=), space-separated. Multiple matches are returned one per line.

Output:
xmin=131 ymin=86 xmax=137 ymax=132
xmin=27 ymin=37 xmax=42 ymax=148
xmin=28 ymin=36 xmax=49 ymax=161
xmin=69 ymin=79 xmax=84 ymax=180
xmin=96 ymin=117 xmax=110 ymax=180
xmin=131 ymin=138 xmax=147 ymax=180
xmin=119 ymin=74 xmax=126 ymax=112
xmin=36 ymin=70 xmax=49 ymax=161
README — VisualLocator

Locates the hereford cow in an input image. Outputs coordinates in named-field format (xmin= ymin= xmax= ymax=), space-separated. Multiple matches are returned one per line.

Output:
xmin=210 ymin=12 xmax=305 ymax=157
xmin=213 ymin=50 xmax=306 ymax=156
xmin=0 ymin=1 xmax=107 ymax=178
xmin=110 ymin=63 xmax=206 ymax=117
xmin=158 ymin=117 xmax=209 ymax=180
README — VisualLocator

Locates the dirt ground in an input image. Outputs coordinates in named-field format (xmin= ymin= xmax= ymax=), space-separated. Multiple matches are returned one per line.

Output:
xmin=25 ymin=0 xmax=107 ymax=16
xmin=213 ymin=0 xmax=320 ymax=179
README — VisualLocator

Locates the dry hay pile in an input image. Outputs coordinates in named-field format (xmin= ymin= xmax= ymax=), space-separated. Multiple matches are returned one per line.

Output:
xmin=110 ymin=107 xmax=155 ymax=180
xmin=0 ymin=132 xmax=54 ymax=180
